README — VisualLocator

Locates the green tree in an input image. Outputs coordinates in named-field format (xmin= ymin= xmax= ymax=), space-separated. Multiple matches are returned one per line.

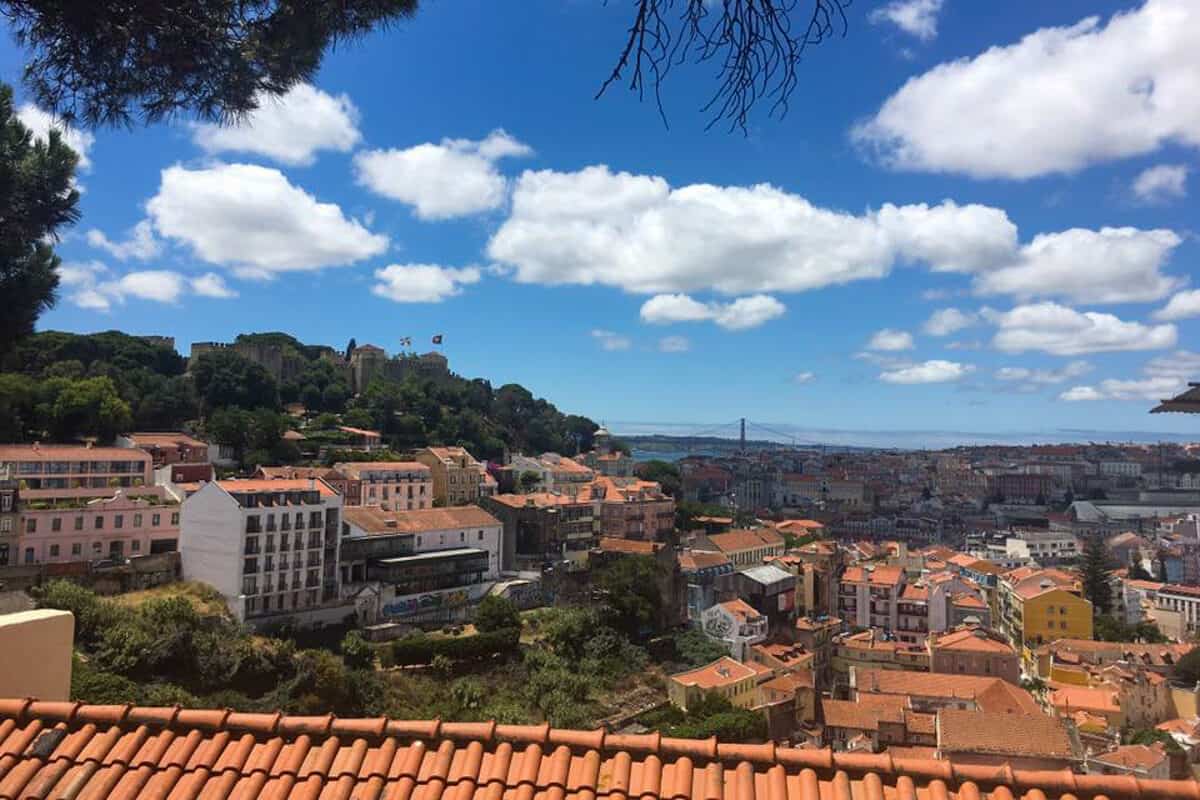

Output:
xmin=636 ymin=459 xmax=681 ymax=497
xmin=594 ymin=555 xmax=663 ymax=639
xmin=0 ymin=82 xmax=81 ymax=355
xmin=672 ymin=629 xmax=730 ymax=669
xmin=190 ymin=349 xmax=278 ymax=412
xmin=1080 ymin=532 xmax=1114 ymax=616
xmin=474 ymin=595 xmax=521 ymax=634
xmin=48 ymin=375 xmax=132 ymax=442
xmin=1173 ymin=648 xmax=1200 ymax=686
xmin=340 ymin=630 xmax=375 ymax=671
xmin=205 ymin=407 xmax=253 ymax=463
xmin=518 ymin=470 xmax=542 ymax=493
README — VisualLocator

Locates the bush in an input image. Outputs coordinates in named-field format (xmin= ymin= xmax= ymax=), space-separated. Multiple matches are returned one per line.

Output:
xmin=671 ymin=629 xmax=730 ymax=669
xmin=475 ymin=595 xmax=521 ymax=633
xmin=1174 ymin=647 xmax=1200 ymax=685
xmin=389 ymin=627 xmax=520 ymax=666
xmin=340 ymin=630 xmax=375 ymax=670
xmin=35 ymin=580 xmax=129 ymax=645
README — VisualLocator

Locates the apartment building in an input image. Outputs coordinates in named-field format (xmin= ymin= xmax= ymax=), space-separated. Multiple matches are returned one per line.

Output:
xmin=341 ymin=505 xmax=502 ymax=623
xmin=592 ymin=476 xmax=675 ymax=541
xmin=999 ymin=567 xmax=1093 ymax=647
xmin=0 ymin=444 xmax=153 ymax=494
xmin=668 ymin=656 xmax=772 ymax=712
xmin=838 ymin=564 xmax=905 ymax=631
xmin=928 ymin=626 xmax=1020 ymax=684
xmin=0 ymin=474 xmax=17 ymax=566
xmin=414 ymin=447 xmax=485 ymax=506
xmin=335 ymin=461 xmax=432 ymax=511
xmin=1008 ymin=530 xmax=1079 ymax=565
xmin=255 ymin=466 xmax=360 ymax=505
xmin=17 ymin=489 xmax=180 ymax=563
xmin=505 ymin=453 xmax=594 ymax=495
xmin=116 ymin=432 xmax=211 ymax=467
xmin=179 ymin=479 xmax=342 ymax=624
xmin=480 ymin=492 xmax=598 ymax=569
xmin=832 ymin=630 xmax=930 ymax=678
xmin=1156 ymin=584 xmax=1200 ymax=636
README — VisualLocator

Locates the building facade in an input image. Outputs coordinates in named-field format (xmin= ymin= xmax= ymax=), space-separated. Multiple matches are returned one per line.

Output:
xmin=18 ymin=490 xmax=180 ymax=564
xmin=414 ymin=447 xmax=485 ymax=506
xmin=335 ymin=462 xmax=432 ymax=511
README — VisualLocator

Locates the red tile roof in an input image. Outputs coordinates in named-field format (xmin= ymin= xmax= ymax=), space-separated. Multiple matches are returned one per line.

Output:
xmin=678 ymin=551 xmax=730 ymax=571
xmin=596 ymin=537 xmax=663 ymax=555
xmin=706 ymin=528 xmax=785 ymax=554
xmin=216 ymin=478 xmax=339 ymax=498
xmin=344 ymin=505 xmax=500 ymax=534
xmin=2 ymin=699 xmax=1198 ymax=800
xmin=937 ymin=709 xmax=1078 ymax=761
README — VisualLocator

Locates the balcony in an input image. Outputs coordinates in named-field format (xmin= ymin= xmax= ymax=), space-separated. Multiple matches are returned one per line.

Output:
xmin=245 ymin=519 xmax=262 ymax=534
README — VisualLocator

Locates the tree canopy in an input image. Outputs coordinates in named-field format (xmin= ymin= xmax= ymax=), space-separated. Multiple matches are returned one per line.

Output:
xmin=0 ymin=81 xmax=80 ymax=356
xmin=1080 ymin=532 xmax=1114 ymax=616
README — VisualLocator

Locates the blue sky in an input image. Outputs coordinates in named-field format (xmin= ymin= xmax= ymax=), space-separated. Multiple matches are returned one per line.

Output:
xmin=4 ymin=0 xmax=1200 ymax=443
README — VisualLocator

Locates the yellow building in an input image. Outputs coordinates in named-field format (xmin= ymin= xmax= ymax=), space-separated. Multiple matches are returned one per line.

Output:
xmin=413 ymin=446 xmax=484 ymax=506
xmin=667 ymin=656 xmax=771 ymax=712
xmin=999 ymin=568 xmax=1093 ymax=648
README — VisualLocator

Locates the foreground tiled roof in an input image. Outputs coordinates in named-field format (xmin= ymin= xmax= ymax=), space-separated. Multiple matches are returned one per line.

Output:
xmin=4 ymin=700 xmax=1199 ymax=800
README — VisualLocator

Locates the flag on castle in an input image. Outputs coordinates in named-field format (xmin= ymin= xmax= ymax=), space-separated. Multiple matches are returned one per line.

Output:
xmin=432 ymin=334 xmax=443 ymax=345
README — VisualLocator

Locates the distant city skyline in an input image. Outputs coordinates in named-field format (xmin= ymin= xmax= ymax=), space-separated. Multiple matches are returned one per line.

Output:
xmin=4 ymin=0 xmax=1198 ymax=439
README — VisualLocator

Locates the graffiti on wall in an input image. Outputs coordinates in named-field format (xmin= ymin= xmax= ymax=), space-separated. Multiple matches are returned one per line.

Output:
xmin=382 ymin=588 xmax=470 ymax=619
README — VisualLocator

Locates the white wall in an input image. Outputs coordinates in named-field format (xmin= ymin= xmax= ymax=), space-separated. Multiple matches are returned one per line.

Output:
xmin=179 ymin=482 xmax=242 ymax=604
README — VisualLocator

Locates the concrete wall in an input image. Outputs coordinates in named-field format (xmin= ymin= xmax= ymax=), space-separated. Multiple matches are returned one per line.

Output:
xmin=0 ymin=610 xmax=74 ymax=700
xmin=179 ymin=483 xmax=242 ymax=607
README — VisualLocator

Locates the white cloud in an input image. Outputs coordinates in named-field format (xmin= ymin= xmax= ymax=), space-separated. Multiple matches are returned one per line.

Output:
xmin=489 ymin=165 xmax=1019 ymax=294
xmin=986 ymin=302 xmax=1176 ymax=355
xmin=869 ymin=0 xmax=944 ymax=41
xmin=56 ymin=262 xmax=226 ymax=310
xmin=1132 ymin=164 xmax=1189 ymax=203
xmin=371 ymin=264 xmax=482 ymax=303
xmin=591 ymin=329 xmax=632 ymax=351
xmin=17 ymin=104 xmax=95 ymax=170
xmin=923 ymin=308 xmax=976 ymax=336
xmin=1145 ymin=350 xmax=1200 ymax=381
xmin=658 ymin=336 xmax=690 ymax=353
xmin=866 ymin=328 xmax=915 ymax=351
xmin=1060 ymin=386 xmax=1105 ymax=402
xmin=190 ymin=272 xmax=238 ymax=299
xmin=793 ymin=371 xmax=816 ymax=384
xmin=853 ymin=0 xmax=1200 ymax=179
xmin=973 ymin=227 xmax=1182 ymax=304
xmin=1059 ymin=352 xmax=1194 ymax=402
xmin=880 ymin=359 xmax=974 ymax=384
xmin=355 ymin=130 xmax=531 ymax=219
xmin=994 ymin=360 xmax=1092 ymax=387
xmin=192 ymin=84 xmax=361 ymax=166
xmin=1153 ymin=289 xmax=1200 ymax=321
xmin=146 ymin=163 xmax=387 ymax=274
xmin=86 ymin=221 xmax=162 ymax=261
xmin=639 ymin=293 xmax=785 ymax=330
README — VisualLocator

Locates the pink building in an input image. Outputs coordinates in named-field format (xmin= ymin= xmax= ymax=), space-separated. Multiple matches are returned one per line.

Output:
xmin=591 ymin=476 xmax=675 ymax=541
xmin=18 ymin=488 xmax=181 ymax=564
xmin=334 ymin=462 xmax=432 ymax=511
xmin=0 ymin=444 xmax=153 ymax=495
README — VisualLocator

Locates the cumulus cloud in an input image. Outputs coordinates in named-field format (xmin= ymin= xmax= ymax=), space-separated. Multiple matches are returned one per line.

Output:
xmin=1059 ymin=352 xmax=1200 ymax=401
xmin=658 ymin=336 xmax=690 ymax=353
xmin=973 ymin=227 xmax=1182 ymax=304
xmin=923 ymin=308 xmax=976 ymax=336
xmin=869 ymin=0 xmax=944 ymax=41
xmin=853 ymin=0 xmax=1200 ymax=178
xmin=866 ymin=328 xmax=915 ymax=351
xmin=192 ymin=84 xmax=361 ymax=166
xmin=994 ymin=361 xmax=1092 ymax=390
xmin=986 ymin=302 xmax=1176 ymax=355
xmin=1132 ymin=164 xmax=1189 ymax=204
xmin=591 ymin=330 xmax=632 ymax=351
xmin=793 ymin=371 xmax=816 ymax=384
xmin=190 ymin=273 xmax=238 ymax=299
xmin=371 ymin=264 xmax=482 ymax=303
xmin=355 ymin=129 xmax=531 ymax=219
xmin=56 ymin=262 xmax=230 ymax=311
xmin=146 ymin=163 xmax=387 ymax=275
xmin=879 ymin=360 xmax=974 ymax=384
xmin=488 ymin=165 xmax=1020 ymax=295
xmin=17 ymin=104 xmax=95 ymax=170
xmin=1152 ymin=289 xmax=1200 ymax=321
xmin=86 ymin=221 xmax=162 ymax=261
xmin=639 ymin=293 xmax=785 ymax=330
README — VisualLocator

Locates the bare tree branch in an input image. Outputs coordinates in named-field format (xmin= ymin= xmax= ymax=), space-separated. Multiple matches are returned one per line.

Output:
xmin=598 ymin=0 xmax=852 ymax=133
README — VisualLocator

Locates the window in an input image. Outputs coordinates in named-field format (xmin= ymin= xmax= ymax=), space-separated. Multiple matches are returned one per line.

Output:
xmin=245 ymin=597 xmax=257 ymax=614
xmin=133 ymin=514 xmax=142 ymax=527
xmin=1 ymin=518 xmax=11 ymax=533
xmin=74 ymin=516 xmax=83 ymax=531
xmin=25 ymin=518 xmax=36 ymax=533
xmin=92 ymin=542 xmax=102 ymax=554
xmin=49 ymin=544 xmax=59 ymax=557
xmin=131 ymin=540 xmax=140 ymax=552
xmin=479 ymin=531 xmax=484 ymax=541
xmin=460 ymin=531 xmax=465 ymax=542
xmin=170 ymin=512 xmax=179 ymax=525
xmin=244 ymin=558 xmax=259 ymax=574
xmin=71 ymin=543 xmax=81 ymax=556
xmin=24 ymin=548 xmax=34 ymax=564
xmin=242 ymin=576 xmax=258 ymax=595
xmin=94 ymin=516 xmax=104 ymax=530
xmin=151 ymin=513 xmax=160 ymax=526
xmin=265 ymin=555 xmax=274 ymax=572
xmin=114 ymin=514 xmax=124 ymax=529
xmin=51 ymin=517 xmax=61 ymax=532
xmin=262 ymin=595 xmax=271 ymax=612
xmin=280 ymin=532 xmax=289 ymax=550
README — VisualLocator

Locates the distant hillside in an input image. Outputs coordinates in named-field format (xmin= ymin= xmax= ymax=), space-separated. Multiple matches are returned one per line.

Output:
xmin=0 ymin=329 xmax=597 ymax=462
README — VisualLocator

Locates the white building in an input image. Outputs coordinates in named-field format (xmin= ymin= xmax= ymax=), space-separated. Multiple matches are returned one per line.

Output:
xmin=701 ymin=598 xmax=768 ymax=660
xmin=1008 ymin=530 xmax=1079 ymax=565
xmin=1100 ymin=461 xmax=1142 ymax=479
xmin=1156 ymin=584 xmax=1200 ymax=636
xmin=341 ymin=505 xmax=503 ymax=623
xmin=179 ymin=478 xmax=343 ymax=624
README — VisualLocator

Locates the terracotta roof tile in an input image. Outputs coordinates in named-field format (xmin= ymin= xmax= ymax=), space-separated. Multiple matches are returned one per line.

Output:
xmin=937 ymin=710 xmax=1077 ymax=760
xmin=1 ymin=701 xmax=1197 ymax=800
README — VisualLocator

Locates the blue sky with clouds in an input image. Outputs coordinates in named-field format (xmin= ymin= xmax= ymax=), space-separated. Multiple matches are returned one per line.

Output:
xmin=4 ymin=0 xmax=1200 ymax=441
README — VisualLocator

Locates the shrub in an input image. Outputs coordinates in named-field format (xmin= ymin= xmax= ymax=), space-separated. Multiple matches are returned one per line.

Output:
xmin=474 ymin=595 xmax=521 ymax=633
xmin=389 ymin=627 xmax=519 ymax=666
xmin=340 ymin=630 xmax=375 ymax=670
